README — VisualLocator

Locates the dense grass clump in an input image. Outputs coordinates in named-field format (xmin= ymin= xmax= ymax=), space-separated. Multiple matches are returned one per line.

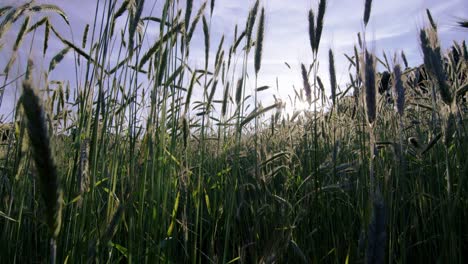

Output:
xmin=0 ymin=1 xmax=467 ymax=263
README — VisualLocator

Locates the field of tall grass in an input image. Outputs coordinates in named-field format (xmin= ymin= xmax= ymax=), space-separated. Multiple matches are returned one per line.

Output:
xmin=0 ymin=0 xmax=467 ymax=263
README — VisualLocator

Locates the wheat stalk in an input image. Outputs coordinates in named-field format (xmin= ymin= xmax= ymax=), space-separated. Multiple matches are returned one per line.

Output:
xmin=420 ymin=28 xmax=453 ymax=105
xmin=329 ymin=49 xmax=337 ymax=106
xmin=235 ymin=77 xmax=243 ymax=105
xmin=314 ymin=0 xmax=327 ymax=53
xmin=245 ymin=0 xmax=260 ymax=50
xmin=187 ymin=3 xmax=207 ymax=45
xmin=210 ymin=0 xmax=215 ymax=16
xmin=22 ymin=80 xmax=62 ymax=264
xmin=184 ymin=72 xmax=197 ymax=114
xmin=128 ymin=0 xmax=144 ymax=57
xmin=401 ymin=51 xmax=408 ymax=68
xmin=184 ymin=0 xmax=194 ymax=34
xmin=49 ymin=46 xmax=71 ymax=72
xmin=308 ymin=10 xmax=315 ymax=54
xmin=363 ymin=0 xmax=373 ymax=27
xmin=392 ymin=64 xmax=405 ymax=116
xmin=206 ymin=79 xmax=218 ymax=113
xmin=458 ymin=19 xmax=468 ymax=29
xmin=363 ymin=50 xmax=376 ymax=125
xmin=301 ymin=64 xmax=312 ymax=104
xmin=81 ymin=23 xmax=89 ymax=49
xmin=78 ymin=138 xmax=90 ymax=205
xmin=254 ymin=7 xmax=265 ymax=75
xmin=426 ymin=9 xmax=437 ymax=31
xmin=221 ymin=81 xmax=230 ymax=117
xmin=202 ymin=15 xmax=210 ymax=70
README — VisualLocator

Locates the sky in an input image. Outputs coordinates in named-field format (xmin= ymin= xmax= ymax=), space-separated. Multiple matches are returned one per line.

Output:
xmin=0 ymin=0 xmax=467 ymax=120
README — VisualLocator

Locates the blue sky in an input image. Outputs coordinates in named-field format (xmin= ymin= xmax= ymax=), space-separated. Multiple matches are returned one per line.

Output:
xmin=1 ymin=0 xmax=467 ymax=119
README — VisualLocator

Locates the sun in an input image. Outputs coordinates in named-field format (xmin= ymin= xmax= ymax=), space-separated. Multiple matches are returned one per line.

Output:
xmin=282 ymin=99 xmax=312 ymax=116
